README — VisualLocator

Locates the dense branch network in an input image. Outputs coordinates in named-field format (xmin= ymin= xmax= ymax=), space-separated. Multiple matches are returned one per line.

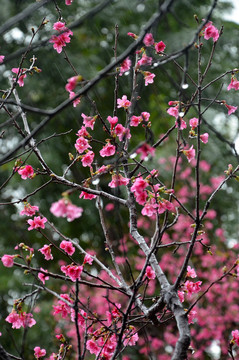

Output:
xmin=1 ymin=0 xmax=239 ymax=360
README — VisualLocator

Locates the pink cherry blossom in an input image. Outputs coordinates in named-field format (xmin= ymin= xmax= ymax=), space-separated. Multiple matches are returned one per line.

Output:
xmin=167 ymin=106 xmax=179 ymax=118
xmin=144 ymin=71 xmax=155 ymax=86
xmin=69 ymin=91 xmax=81 ymax=107
xmin=38 ymin=245 xmax=53 ymax=261
xmin=200 ymin=160 xmax=211 ymax=171
xmin=79 ymin=191 xmax=97 ymax=200
xmin=130 ymin=115 xmax=142 ymax=127
xmin=18 ymin=165 xmax=34 ymax=179
xmin=123 ymin=328 xmax=139 ymax=346
xmin=143 ymin=33 xmax=154 ymax=46
xmin=83 ymin=254 xmax=93 ymax=265
xmin=81 ymin=113 xmax=96 ymax=130
xmin=65 ymin=0 xmax=73 ymax=4
xmin=81 ymin=151 xmax=95 ymax=167
xmin=12 ymin=68 xmax=27 ymax=87
xmin=168 ymin=100 xmax=178 ymax=106
xmin=38 ymin=268 xmax=49 ymax=284
xmin=188 ymin=310 xmax=197 ymax=324
xmin=108 ymin=174 xmax=130 ymax=188
xmin=52 ymin=303 xmax=69 ymax=319
xmin=135 ymin=191 xmax=147 ymax=205
xmin=86 ymin=339 xmax=100 ymax=355
xmin=27 ymin=216 xmax=47 ymax=231
xmin=107 ymin=115 xmax=118 ymax=129
xmin=162 ymin=199 xmax=175 ymax=212
xmin=97 ymin=165 xmax=109 ymax=173
xmin=155 ymin=41 xmax=166 ymax=53
xmin=52 ymin=294 xmax=73 ymax=318
xmin=106 ymin=303 xmax=121 ymax=323
xmin=225 ymin=104 xmax=238 ymax=115
xmin=227 ymin=77 xmax=239 ymax=91
xmin=119 ymin=57 xmax=131 ymax=76
xmin=231 ymin=330 xmax=239 ymax=346
xmin=145 ymin=266 xmax=156 ymax=279
xmin=5 ymin=311 xmax=22 ymax=329
xmin=50 ymin=199 xmax=83 ymax=222
xmin=117 ymin=95 xmax=131 ymax=109
xmin=53 ymin=21 xmax=67 ymax=32
xmin=50 ymin=199 xmax=67 ymax=218
xmin=49 ymin=35 xmax=66 ymax=54
xmin=34 ymin=346 xmax=46 ymax=358
xmin=70 ymin=308 xmax=87 ymax=324
xmin=186 ymin=266 xmax=197 ymax=278
xmin=65 ymin=75 xmax=78 ymax=92
xmin=57 ymin=29 xmax=73 ymax=42
xmin=200 ymin=133 xmax=209 ymax=144
xmin=189 ymin=117 xmax=199 ymax=128
xmin=137 ymin=54 xmax=152 ymax=67
xmin=178 ymin=290 xmax=185 ymax=303
xmin=65 ymin=203 xmax=83 ymax=221
xmin=1 ymin=255 xmax=15 ymax=267
xmin=60 ymin=240 xmax=75 ymax=256
xmin=156 ymin=201 xmax=167 ymax=215
xmin=105 ymin=203 xmax=114 ymax=211
xmin=175 ymin=118 xmax=187 ymax=130
xmin=114 ymin=124 xmax=131 ymax=141
xmin=183 ymin=145 xmax=195 ymax=163
xmin=184 ymin=280 xmax=202 ymax=297
xmin=141 ymin=111 xmax=150 ymax=121
xmin=98 ymin=335 xmax=117 ymax=357
xmin=75 ymin=136 xmax=91 ymax=154
xmin=136 ymin=143 xmax=155 ymax=160
xmin=0 ymin=55 xmax=5 ymax=63
xmin=49 ymin=28 xmax=73 ymax=53
xmin=6 ymin=311 xmax=36 ymax=329
xmin=20 ymin=203 xmax=39 ymax=216
xmin=141 ymin=199 xmax=158 ymax=217
xmin=76 ymin=126 xmax=90 ymax=138
xmin=61 ymin=264 xmax=83 ymax=281
xmin=203 ymin=21 xmax=219 ymax=42
xmin=99 ymin=143 xmax=116 ymax=157
xmin=127 ymin=32 xmax=137 ymax=39
xmin=22 ymin=312 xmax=37 ymax=328
xmin=131 ymin=177 xmax=148 ymax=195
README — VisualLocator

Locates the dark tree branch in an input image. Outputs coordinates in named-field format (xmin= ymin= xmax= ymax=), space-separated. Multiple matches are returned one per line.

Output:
xmin=0 ymin=0 xmax=53 ymax=37
xmin=0 ymin=345 xmax=11 ymax=360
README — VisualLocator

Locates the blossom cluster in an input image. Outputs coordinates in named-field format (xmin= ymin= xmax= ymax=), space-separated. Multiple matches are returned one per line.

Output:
xmin=50 ymin=198 xmax=83 ymax=222
xmin=27 ymin=216 xmax=47 ymax=231
xmin=84 ymin=301 xmax=138 ymax=359
xmin=166 ymin=103 xmax=212 ymax=162
xmin=34 ymin=347 xmax=46 ymax=359
xmin=12 ymin=67 xmax=27 ymax=87
xmin=127 ymin=31 xmax=166 ymax=87
xmin=1 ymin=254 xmax=15 ymax=267
xmin=231 ymin=330 xmax=239 ymax=346
xmin=130 ymin=174 xmax=175 ymax=217
xmin=203 ymin=21 xmax=220 ymax=42
xmin=86 ymin=329 xmax=138 ymax=359
xmin=6 ymin=310 xmax=36 ymax=329
xmin=59 ymin=252 xmax=93 ymax=282
xmin=50 ymin=21 xmax=73 ymax=53
xmin=17 ymin=164 xmax=35 ymax=179
xmin=65 ymin=75 xmax=83 ymax=107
